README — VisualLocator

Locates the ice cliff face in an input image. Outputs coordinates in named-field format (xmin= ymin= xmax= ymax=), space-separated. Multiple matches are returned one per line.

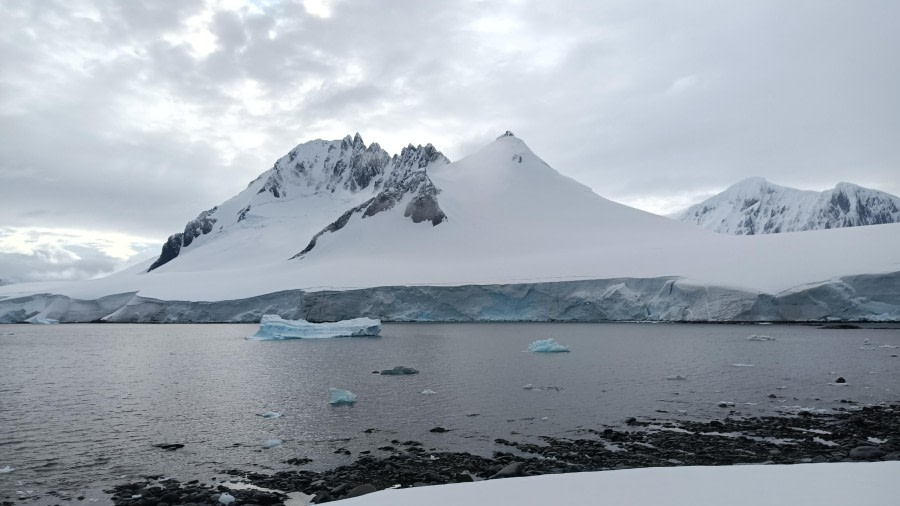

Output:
xmin=147 ymin=134 xmax=449 ymax=271
xmin=675 ymin=177 xmax=900 ymax=235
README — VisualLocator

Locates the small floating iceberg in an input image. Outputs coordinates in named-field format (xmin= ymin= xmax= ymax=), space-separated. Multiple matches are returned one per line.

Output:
xmin=247 ymin=315 xmax=381 ymax=340
xmin=421 ymin=389 xmax=436 ymax=395
xmin=0 ymin=465 xmax=13 ymax=473
xmin=262 ymin=438 xmax=283 ymax=449
xmin=259 ymin=411 xmax=282 ymax=419
xmin=218 ymin=492 xmax=236 ymax=505
xmin=665 ymin=375 xmax=687 ymax=381
xmin=747 ymin=335 xmax=775 ymax=341
xmin=527 ymin=338 xmax=570 ymax=353
xmin=330 ymin=388 xmax=357 ymax=405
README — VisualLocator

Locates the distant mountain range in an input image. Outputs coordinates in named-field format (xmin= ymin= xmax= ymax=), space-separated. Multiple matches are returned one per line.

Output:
xmin=674 ymin=177 xmax=900 ymax=235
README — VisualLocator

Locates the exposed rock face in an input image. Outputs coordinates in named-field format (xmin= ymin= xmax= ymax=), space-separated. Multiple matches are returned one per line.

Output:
xmin=676 ymin=178 xmax=900 ymax=235
xmin=292 ymin=144 xmax=448 ymax=258
xmin=146 ymin=134 xmax=449 ymax=271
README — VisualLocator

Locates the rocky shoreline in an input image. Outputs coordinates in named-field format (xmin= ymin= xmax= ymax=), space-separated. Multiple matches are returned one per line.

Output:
xmin=103 ymin=404 xmax=900 ymax=505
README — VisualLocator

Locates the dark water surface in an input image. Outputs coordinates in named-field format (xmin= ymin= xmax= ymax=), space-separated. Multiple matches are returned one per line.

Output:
xmin=1 ymin=323 xmax=898 ymax=502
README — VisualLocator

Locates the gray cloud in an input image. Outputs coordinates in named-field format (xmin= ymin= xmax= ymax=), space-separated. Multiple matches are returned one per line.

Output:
xmin=1 ymin=0 xmax=899 ymax=281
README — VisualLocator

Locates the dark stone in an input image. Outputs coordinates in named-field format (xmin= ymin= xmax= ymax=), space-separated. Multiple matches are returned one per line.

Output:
xmin=379 ymin=366 xmax=419 ymax=376
xmin=455 ymin=473 xmax=474 ymax=482
xmin=152 ymin=444 xmax=185 ymax=451
xmin=344 ymin=484 xmax=377 ymax=499
xmin=835 ymin=377 xmax=846 ymax=384
xmin=489 ymin=462 xmax=525 ymax=479
xmin=429 ymin=427 xmax=449 ymax=433
xmin=147 ymin=234 xmax=183 ymax=272
xmin=848 ymin=446 xmax=884 ymax=459
xmin=284 ymin=457 xmax=312 ymax=466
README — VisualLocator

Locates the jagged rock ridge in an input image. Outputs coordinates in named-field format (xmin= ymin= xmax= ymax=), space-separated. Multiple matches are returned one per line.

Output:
xmin=147 ymin=134 xmax=449 ymax=271
xmin=675 ymin=177 xmax=900 ymax=234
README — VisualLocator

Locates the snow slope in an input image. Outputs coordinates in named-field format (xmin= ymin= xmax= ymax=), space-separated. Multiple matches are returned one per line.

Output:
xmin=675 ymin=177 xmax=900 ymax=234
xmin=338 ymin=462 xmax=897 ymax=506
xmin=1 ymin=133 xmax=899 ymax=322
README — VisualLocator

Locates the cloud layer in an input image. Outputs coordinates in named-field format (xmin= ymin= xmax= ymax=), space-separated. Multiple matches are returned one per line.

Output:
xmin=1 ymin=0 xmax=898 ymax=281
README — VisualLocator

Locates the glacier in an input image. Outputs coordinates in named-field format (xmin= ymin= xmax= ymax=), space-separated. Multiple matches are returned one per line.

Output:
xmin=2 ymin=271 xmax=899 ymax=323
xmin=247 ymin=315 xmax=381 ymax=340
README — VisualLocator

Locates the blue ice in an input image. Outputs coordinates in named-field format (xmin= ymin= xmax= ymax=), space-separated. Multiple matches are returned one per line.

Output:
xmin=330 ymin=388 xmax=357 ymax=405
xmin=528 ymin=338 xmax=570 ymax=353
xmin=247 ymin=315 xmax=381 ymax=340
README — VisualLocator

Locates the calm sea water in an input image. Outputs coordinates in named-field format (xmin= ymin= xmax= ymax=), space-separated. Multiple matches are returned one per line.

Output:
xmin=1 ymin=323 xmax=899 ymax=502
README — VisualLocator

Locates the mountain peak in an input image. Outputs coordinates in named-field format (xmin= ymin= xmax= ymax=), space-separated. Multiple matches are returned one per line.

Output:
xmin=497 ymin=130 xmax=516 ymax=139
xmin=677 ymin=178 xmax=900 ymax=235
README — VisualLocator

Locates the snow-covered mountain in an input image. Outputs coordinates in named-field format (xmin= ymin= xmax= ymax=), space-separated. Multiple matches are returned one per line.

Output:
xmin=1 ymin=133 xmax=899 ymax=323
xmin=675 ymin=177 xmax=900 ymax=235
xmin=148 ymin=133 xmax=448 ymax=272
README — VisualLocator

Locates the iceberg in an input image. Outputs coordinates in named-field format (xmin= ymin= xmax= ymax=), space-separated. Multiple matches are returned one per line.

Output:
xmin=0 ymin=466 xmax=13 ymax=473
xmin=527 ymin=338 xmax=570 ymax=353
xmin=259 ymin=411 xmax=282 ymax=419
xmin=330 ymin=388 xmax=357 ymax=405
xmin=747 ymin=335 xmax=775 ymax=341
xmin=247 ymin=315 xmax=381 ymax=340
xmin=218 ymin=492 xmax=235 ymax=505
xmin=262 ymin=438 xmax=283 ymax=448
xmin=421 ymin=389 xmax=436 ymax=395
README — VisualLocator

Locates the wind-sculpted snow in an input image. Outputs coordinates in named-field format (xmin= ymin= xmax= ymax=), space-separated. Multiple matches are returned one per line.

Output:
xmin=676 ymin=177 xmax=900 ymax=234
xmin=3 ymin=272 xmax=897 ymax=323
xmin=247 ymin=314 xmax=381 ymax=339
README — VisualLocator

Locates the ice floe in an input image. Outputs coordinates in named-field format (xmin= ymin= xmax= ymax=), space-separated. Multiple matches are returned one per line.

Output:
xmin=0 ymin=466 xmax=13 ymax=473
xmin=747 ymin=334 xmax=775 ymax=341
xmin=259 ymin=411 xmax=282 ymax=419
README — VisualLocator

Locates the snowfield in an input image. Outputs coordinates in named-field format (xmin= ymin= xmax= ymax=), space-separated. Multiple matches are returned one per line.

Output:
xmin=337 ymin=462 xmax=898 ymax=506
xmin=1 ymin=134 xmax=898 ymax=322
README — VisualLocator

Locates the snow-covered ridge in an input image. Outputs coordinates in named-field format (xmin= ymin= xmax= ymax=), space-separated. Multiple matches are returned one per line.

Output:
xmin=147 ymin=134 xmax=449 ymax=271
xmin=675 ymin=177 xmax=900 ymax=235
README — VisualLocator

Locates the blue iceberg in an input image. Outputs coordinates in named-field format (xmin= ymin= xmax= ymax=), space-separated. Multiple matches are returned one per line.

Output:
xmin=248 ymin=315 xmax=381 ymax=340
xmin=528 ymin=338 xmax=570 ymax=353
xmin=330 ymin=388 xmax=357 ymax=405
xmin=262 ymin=438 xmax=283 ymax=448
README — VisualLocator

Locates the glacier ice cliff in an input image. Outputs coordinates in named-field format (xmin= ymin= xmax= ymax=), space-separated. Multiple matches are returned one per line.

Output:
xmin=1 ymin=272 xmax=898 ymax=323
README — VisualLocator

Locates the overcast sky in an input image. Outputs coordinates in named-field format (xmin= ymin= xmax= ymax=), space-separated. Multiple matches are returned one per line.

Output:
xmin=1 ymin=0 xmax=898 ymax=283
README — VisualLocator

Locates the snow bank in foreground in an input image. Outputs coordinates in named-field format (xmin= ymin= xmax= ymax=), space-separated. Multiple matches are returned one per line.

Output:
xmin=247 ymin=315 xmax=381 ymax=340
xmin=340 ymin=462 xmax=897 ymax=506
